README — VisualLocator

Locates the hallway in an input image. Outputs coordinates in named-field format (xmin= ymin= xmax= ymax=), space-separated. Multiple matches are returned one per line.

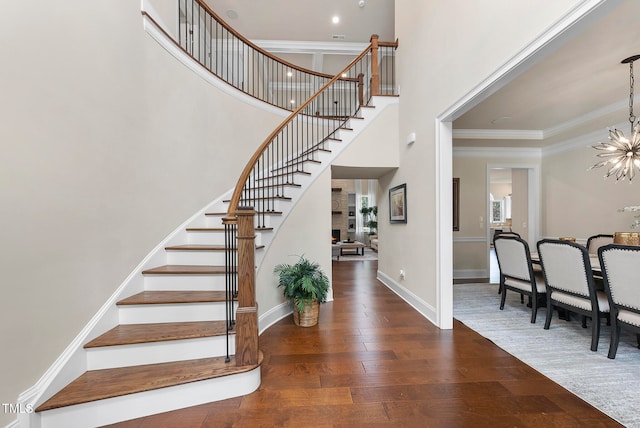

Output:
xmin=110 ymin=260 xmax=618 ymax=427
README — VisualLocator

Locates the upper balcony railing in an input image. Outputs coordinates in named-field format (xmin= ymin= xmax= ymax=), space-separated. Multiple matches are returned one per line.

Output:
xmin=176 ymin=0 xmax=396 ymax=111
xmin=178 ymin=0 xmax=332 ymax=110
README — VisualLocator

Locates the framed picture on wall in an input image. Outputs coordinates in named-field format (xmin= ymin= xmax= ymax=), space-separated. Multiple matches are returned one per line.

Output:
xmin=453 ymin=178 xmax=460 ymax=231
xmin=389 ymin=183 xmax=407 ymax=223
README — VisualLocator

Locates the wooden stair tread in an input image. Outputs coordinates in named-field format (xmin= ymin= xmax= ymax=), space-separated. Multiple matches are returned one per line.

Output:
xmin=255 ymin=170 xmax=311 ymax=180
xmin=164 ymin=244 xmax=264 ymax=251
xmin=142 ymin=265 xmax=226 ymax=275
xmin=84 ymin=321 xmax=230 ymax=348
xmin=205 ymin=211 xmax=282 ymax=216
xmin=185 ymin=227 xmax=274 ymax=232
xmin=36 ymin=352 xmax=263 ymax=412
xmin=117 ymin=291 xmax=228 ymax=305
xmin=165 ymin=244 xmax=226 ymax=251
xmin=223 ymin=195 xmax=292 ymax=202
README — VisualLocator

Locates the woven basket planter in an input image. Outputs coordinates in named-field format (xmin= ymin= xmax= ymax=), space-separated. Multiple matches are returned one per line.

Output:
xmin=293 ymin=299 xmax=319 ymax=327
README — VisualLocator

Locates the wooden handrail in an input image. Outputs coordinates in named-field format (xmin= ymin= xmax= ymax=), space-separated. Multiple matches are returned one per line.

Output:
xmin=225 ymin=42 xmax=377 ymax=218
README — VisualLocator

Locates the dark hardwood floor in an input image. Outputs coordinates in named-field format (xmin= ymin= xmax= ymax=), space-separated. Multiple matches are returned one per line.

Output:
xmin=108 ymin=260 xmax=620 ymax=427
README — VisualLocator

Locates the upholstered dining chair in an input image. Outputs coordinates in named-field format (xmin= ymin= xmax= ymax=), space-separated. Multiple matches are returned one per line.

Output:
xmin=598 ymin=244 xmax=640 ymax=359
xmin=493 ymin=230 xmax=520 ymax=246
xmin=587 ymin=234 xmax=614 ymax=255
xmin=537 ymin=239 xmax=609 ymax=351
xmin=494 ymin=235 xmax=546 ymax=323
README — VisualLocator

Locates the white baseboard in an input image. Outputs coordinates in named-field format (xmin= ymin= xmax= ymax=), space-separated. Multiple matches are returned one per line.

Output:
xmin=258 ymin=302 xmax=292 ymax=335
xmin=453 ymin=269 xmax=489 ymax=280
xmin=376 ymin=271 xmax=437 ymax=325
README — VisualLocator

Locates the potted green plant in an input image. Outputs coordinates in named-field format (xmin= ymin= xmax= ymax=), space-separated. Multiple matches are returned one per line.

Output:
xmin=274 ymin=255 xmax=330 ymax=327
xmin=360 ymin=205 xmax=378 ymax=234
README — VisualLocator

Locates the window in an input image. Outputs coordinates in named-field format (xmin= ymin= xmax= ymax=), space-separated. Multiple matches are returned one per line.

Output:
xmin=491 ymin=200 xmax=504 ymax=223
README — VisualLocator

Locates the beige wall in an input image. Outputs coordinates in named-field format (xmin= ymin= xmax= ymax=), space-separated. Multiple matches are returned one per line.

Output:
xmin=0 ymin=2 xmax=283 ymax=423
xmin=392 ymin=0 xmax=581 ymax=311
xmin=256 ymin=169 xmax=333 ymax=321
xmin=543 ymin=143 xmax=639 ymax=238
xmin=453 ymin=155 xmax=541 ymax=277
xmin=490 ymin=183 xmax=511 ymax=201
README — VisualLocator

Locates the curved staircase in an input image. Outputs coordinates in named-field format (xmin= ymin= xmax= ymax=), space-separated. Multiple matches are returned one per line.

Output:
xmin=19 ymin=2 xmax=398 ymax=427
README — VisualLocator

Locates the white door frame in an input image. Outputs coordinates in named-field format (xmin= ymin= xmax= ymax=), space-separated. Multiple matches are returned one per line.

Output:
xmin=434 ymin=0 xmax=618 ymax=329
xmin=486 ymin=164 xmax=541 ymax=265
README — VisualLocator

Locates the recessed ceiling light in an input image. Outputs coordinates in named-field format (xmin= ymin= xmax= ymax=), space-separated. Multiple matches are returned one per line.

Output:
xmin=332 ymin=16 xmax=340 ymax=24
xmin=287 ymin=71 xmax=293 ymax=77
xmin=226 ymin=10 xmax=238 ymax=19
xmin=290 ymin=99 xmax=296 ymax=105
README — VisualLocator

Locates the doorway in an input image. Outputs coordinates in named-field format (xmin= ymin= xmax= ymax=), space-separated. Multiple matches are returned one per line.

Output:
xmin=487 ymin=164 xmax=539 ymax=283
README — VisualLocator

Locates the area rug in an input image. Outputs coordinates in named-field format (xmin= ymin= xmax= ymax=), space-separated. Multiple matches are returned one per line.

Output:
xmin=454 ymin=282 xmax=640 ymax=427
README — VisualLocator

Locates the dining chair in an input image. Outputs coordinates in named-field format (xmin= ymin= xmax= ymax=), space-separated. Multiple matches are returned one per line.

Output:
xmin=598 ymin=244 xmax=640 ymax=359
xmin=587 ymin=234 xmax=614 ymax=255
xmin=537 ymin=239 xmax=609 ymax=351
xmin=493 ymin=230 xmax=520 ymax=245
xmin=493 ymin=231 xmax=525 ymax=296
xmin=494 ymin=235 xmax=546 ymax=323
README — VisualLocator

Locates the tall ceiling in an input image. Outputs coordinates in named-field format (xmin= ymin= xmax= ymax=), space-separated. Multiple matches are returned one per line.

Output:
xmin=206 ymin=0 xmax=394 ymax=43
xmin=205 ymin=1 xmax=640 ymax=149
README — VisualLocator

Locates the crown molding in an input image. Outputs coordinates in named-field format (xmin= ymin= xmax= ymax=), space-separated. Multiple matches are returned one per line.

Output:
xmin=543 ymin=98 xmax=630 ymax=138
xmin=455 ymin=96 xmax=638 ymax=143
xmin=453 ymin=129 xmax=543 ymax=140
xmin=541 ymin=119 xmax=629 ymax=157
xmin=453 ymin=146 xmax=542 ymax=159
xmin=252 ymin=39 xmax=369 ymax=55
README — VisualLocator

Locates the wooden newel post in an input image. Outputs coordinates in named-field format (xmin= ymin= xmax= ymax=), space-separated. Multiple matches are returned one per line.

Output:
xmin=357 ymin=73 xmax=365 ymax=107
xmin=235 ymin=208 xmax=259 ymax=366
xmin=370 ymin=34 xmax=380 ymax=97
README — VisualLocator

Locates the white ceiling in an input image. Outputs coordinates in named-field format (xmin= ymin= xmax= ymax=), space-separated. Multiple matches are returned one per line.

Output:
xmin=206 ymin=0 xmax=394 ymax=43
xmin=453 ymin=0 xmax=640 ymax=148
xmin=205 ymin=0 xmax=640 ymax=152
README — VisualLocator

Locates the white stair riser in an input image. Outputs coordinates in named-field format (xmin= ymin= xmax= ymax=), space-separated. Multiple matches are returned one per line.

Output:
xmin=85 ymin=335 xmax=235 ymax=370
xmin=186 ymin=231 xmax=225 ymax=245
xmin=38 ymin=367 xmax=260 ymax=428
xmin=143 ymin=275 xmax=226 ymax=291
xmin=166 ymin=250 xmax=227 ymax=265
xmin=186 ymin=230 xmax=266 ymax=246
xmin=118 ymin=301 xmax=234 ymax=324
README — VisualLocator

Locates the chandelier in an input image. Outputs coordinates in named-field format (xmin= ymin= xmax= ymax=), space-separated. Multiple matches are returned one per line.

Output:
xmin=591 ymin=54 xmax=640 ymax=182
